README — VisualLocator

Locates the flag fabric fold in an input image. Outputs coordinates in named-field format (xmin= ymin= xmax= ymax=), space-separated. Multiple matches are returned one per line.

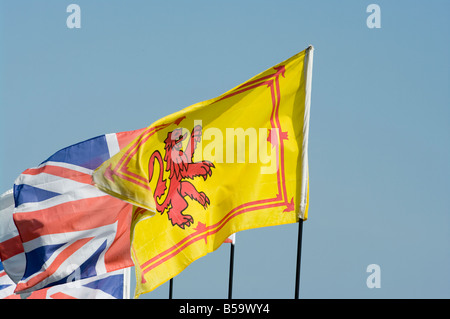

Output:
xmin=0 ymin=261 xmax=16 ymax=299
xmin=10 ymin=128 xmax=145 ymax=294
xmin=94 ymin=46 xmax=314 ymax=296
xmin=0 ymin=189 xmax=26 ymax=283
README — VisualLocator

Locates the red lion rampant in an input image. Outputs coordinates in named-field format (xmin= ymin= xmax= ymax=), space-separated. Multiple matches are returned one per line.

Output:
xmin=148 ymin=125 xmax=214 ymax=229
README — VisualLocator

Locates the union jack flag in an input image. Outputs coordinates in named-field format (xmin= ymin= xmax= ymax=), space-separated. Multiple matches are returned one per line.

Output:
xmin=1 ymin=260 xmax=130 ymax=299
xmin=9 ymin=129 xmax=144 ymax=294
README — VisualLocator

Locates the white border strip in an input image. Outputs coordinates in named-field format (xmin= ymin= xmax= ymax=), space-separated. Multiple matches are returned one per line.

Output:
xmin=122 ymin=266 xmax=131 ymax=299
xmin=299 ymin=45 xmax=314 ymax=219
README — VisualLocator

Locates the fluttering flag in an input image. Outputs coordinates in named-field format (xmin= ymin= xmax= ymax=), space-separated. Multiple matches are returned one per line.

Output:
xmin=0 ymin=261 xmax=130 ymax=299
xmin=10 ymin=129 xmax=145 ymax=294
xmin=224 ymin=234 xmax=235 ymax=244
xmin=94 ymin=46 xmax=314 ymax=297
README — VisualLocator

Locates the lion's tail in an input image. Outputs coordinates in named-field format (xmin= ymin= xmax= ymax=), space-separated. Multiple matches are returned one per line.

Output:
xmin=148 ymin=151 xmax=169 ymax=211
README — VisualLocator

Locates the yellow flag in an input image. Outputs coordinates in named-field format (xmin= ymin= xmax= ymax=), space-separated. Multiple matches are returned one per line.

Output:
xmin=93 ymin=46 xmax=313 ymax=297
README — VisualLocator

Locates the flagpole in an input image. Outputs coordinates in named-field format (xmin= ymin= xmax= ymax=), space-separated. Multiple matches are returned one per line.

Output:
xmin=169 ymin=278 xmax=173 ymax=299
xmin=294 ymin=219 xmax=304 ymax=299
xmin=228 ymin=240 xmax=235 ymax=299
xmin=295 ymin=45 xmax=314 ymax=299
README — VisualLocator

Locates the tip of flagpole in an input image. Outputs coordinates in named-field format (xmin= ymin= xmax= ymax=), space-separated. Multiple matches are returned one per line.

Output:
xmin=307 ymin=45 xmax=314 ymax=51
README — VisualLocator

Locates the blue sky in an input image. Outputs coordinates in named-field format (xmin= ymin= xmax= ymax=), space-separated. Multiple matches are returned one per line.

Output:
xmin=1 ymin=1 xmax=449 ymax=298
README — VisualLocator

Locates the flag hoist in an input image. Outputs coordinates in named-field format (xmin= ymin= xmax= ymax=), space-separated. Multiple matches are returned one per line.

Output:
xmin=93 ymin=46 xmax=314 ymax=298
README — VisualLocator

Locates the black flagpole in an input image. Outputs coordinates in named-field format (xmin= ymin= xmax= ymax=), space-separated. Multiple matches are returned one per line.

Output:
xmin=294 ymin=219 xmax=304 ymax=299
xmin=169 ymin=278 xmax=173 ymax=299
xmin=228 ymin=240 xmax=235 ymax=299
